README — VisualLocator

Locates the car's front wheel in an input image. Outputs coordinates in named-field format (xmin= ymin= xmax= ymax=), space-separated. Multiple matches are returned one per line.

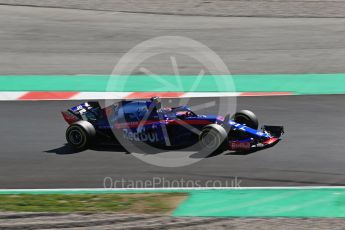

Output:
xmin=231 ymin=110 xmax=258 ymax=129
xmin=66 ymin=121 xmax=96 ymax=150
xmin=199 ymin=124 xmax=228 ymax=154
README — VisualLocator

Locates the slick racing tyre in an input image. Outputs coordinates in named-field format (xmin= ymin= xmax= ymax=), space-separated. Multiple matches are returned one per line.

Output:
xmin=231 ymin=110 xmax=258 ymax=129
xmin=199 ymin=124 xmax=228 ymax=154
xmin=66 ymin=121 xmax=96 ymax=150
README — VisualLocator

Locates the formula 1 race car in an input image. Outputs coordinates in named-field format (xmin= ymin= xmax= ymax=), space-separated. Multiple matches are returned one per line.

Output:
xmin=62 ymin=97 xmax=284 ymax=154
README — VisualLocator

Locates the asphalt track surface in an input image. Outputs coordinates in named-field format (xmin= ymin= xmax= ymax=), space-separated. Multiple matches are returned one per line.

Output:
xmin=4 ymin=0 xmax=345 ymax=18
xmin=2 ymin=95 xmax=345 ymax=189
xmin=2 ymin=4 xmax=345 ymax=75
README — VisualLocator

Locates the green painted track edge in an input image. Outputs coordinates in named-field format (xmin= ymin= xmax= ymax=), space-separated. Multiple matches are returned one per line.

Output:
xmin=1 ymin=73 xmax=345 ymax=95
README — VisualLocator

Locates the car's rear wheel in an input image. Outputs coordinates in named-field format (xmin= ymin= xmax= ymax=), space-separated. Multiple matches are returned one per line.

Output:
xmin=199 ymin=124 xmax=228 ymax=154
xmin=231 ymin=110 xmax=258 ymax=129
xmin=66 ymin=121 xmax=96 ymax=150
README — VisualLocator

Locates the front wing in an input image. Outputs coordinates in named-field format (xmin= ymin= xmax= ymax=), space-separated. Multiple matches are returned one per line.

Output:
xmin=229 ymin=125 xmax=284 ymax=151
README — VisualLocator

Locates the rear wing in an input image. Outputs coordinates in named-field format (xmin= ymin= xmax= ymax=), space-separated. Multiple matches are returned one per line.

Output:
xmin=62 ymin=101 xmax=101 ymax=124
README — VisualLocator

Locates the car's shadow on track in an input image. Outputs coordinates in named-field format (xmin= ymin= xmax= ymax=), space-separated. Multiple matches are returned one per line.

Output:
xmin=45 ymin=145 xmax=77 ymax=155
xmin=45 ymin=144 xmax=130 ymax=155
xmin=45 ymin=142 xmax=277 ymax=156
xmin=45 ymin=144 xmax=216 ymax=157
xmin=189 ymin=150 xmax=257 ymax=158
xmin=225 ymin=150 xmax=259 ymax=155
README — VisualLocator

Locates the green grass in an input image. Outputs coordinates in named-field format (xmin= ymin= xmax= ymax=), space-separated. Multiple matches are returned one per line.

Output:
xmin=0 ymin=193 xmax=187 ymax=213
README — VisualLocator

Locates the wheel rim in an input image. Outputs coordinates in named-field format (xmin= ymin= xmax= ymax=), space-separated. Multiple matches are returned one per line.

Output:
xmin=201 ymin=131 xmax=219 ymax=149
xmin=68 ymin=129 xmax=84 ymax=145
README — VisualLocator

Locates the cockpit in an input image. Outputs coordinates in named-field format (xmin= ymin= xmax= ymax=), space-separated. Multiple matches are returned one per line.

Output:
xmin=158 ymin=106 xmax=197 ymax=119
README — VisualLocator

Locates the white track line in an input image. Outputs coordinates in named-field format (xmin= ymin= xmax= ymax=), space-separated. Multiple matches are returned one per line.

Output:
xmin=71 ymin=92 xmax=132 ymax=100
xmin=0 ymin=92 xmax=27 ymax=100
xmin=0 ymin=186 xmax=345 ymax=193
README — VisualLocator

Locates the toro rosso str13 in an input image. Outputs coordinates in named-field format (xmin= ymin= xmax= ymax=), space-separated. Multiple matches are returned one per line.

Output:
xmin=62 ymin=97 xmax=284 ymax=153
